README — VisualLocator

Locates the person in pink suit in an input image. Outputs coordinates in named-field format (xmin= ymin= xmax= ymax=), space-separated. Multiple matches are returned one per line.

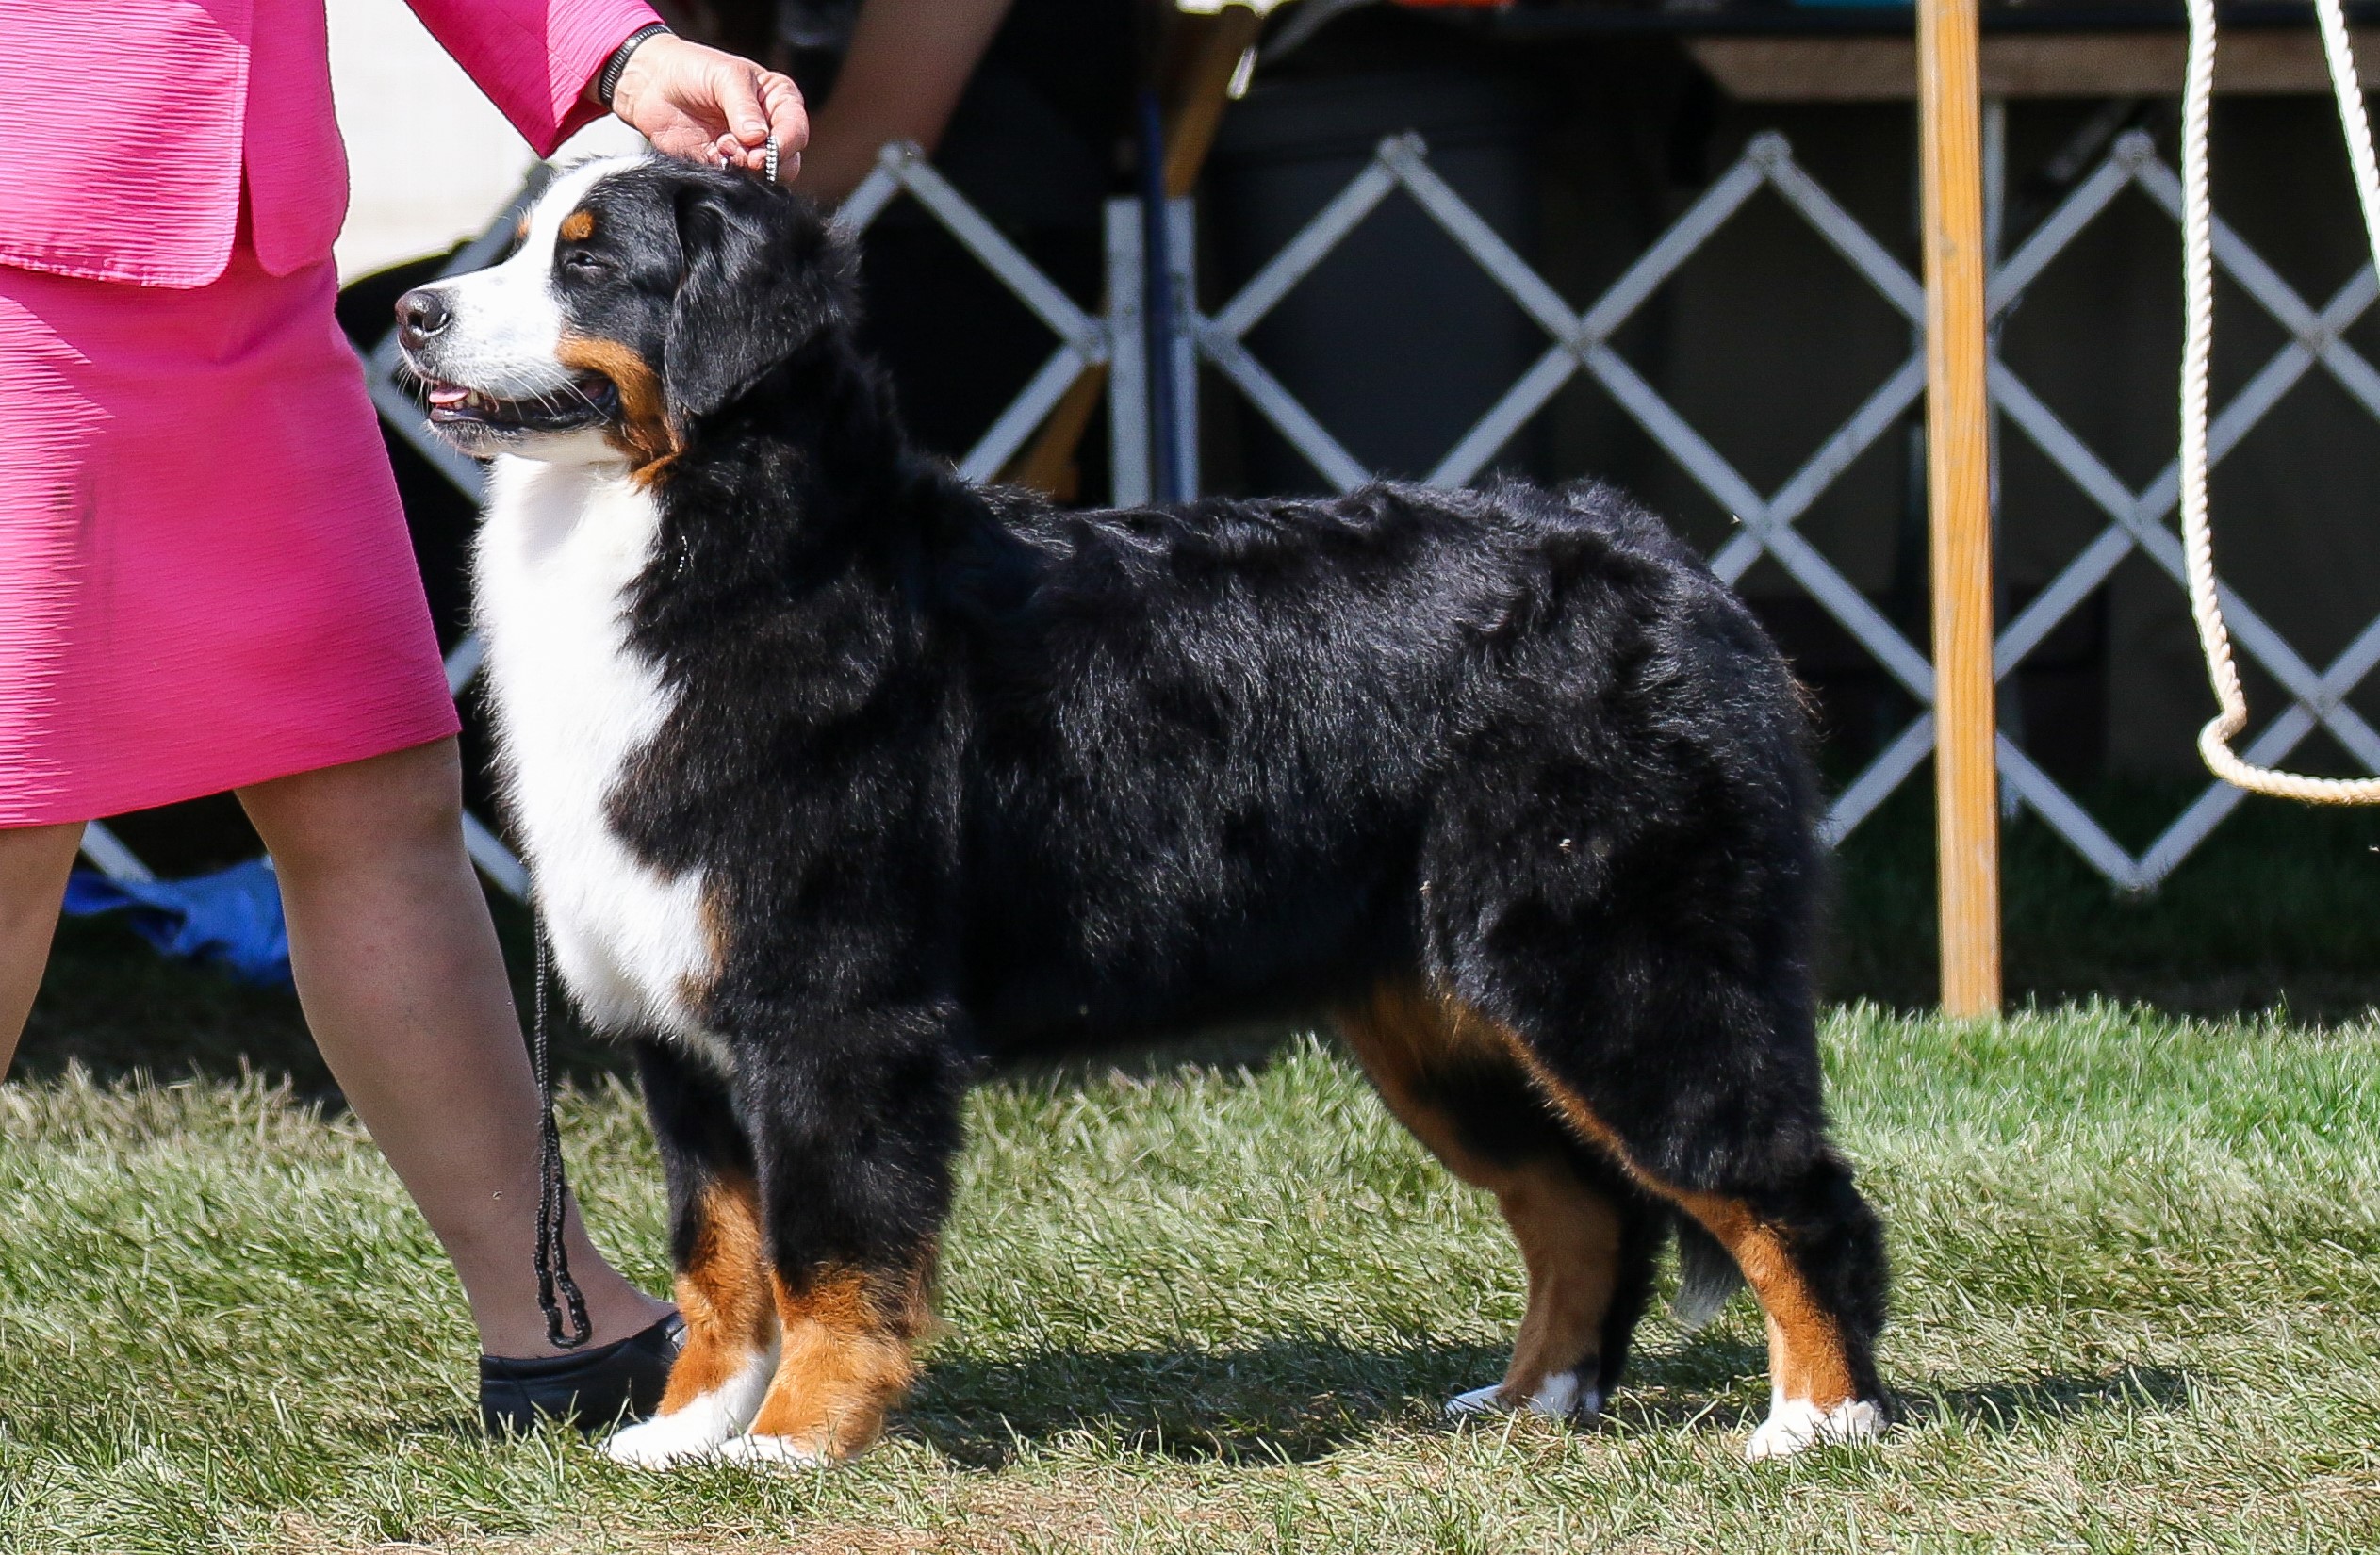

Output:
xmin=0 ymin=2 xmax=808 ymax=1431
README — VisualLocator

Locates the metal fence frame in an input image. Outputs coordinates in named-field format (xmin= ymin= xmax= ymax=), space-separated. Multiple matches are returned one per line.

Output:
xmin=1155 ymin=123 xmax=2380 ymax=891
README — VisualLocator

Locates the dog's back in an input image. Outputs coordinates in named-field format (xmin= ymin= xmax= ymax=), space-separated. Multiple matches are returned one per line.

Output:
xmin=941 ymin=477 xmax=1812 ymax=1055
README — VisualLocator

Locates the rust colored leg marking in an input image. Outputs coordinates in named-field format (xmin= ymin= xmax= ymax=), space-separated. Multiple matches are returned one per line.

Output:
xmin=745 ymin=1254 xmax=935 ymax=1462
xmin=1661 ymin=1191 xmax=1857 ymax=1409
xmin=1336 ymin=983 xmax=1622 ymax=1407
xmin=1334 ymin=982 xmax=1519 ymax=1186
xmin=657 ymin=1172 xmax=778 ymax=1416
xmin=1496 ymin=1170 xmax=1622 ymax=1400
xmin=1470 ymin=1004 xmax=1862 ymax=1412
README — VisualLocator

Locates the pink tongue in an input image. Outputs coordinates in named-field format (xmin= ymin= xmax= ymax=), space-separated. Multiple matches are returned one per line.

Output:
xmin=427 ymin=385 xmax=469 ymax=407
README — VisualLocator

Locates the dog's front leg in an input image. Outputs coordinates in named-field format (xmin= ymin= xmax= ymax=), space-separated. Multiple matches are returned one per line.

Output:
xmin=604 ymin=1039 xmax=778 ymax=1468
xmin=710 ymin=1006 xmax=962 ymax=1468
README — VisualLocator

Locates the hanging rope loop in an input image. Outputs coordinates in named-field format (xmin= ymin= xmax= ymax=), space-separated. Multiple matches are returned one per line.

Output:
xmin=2179 ymin=0 xmax=2380 ymax=801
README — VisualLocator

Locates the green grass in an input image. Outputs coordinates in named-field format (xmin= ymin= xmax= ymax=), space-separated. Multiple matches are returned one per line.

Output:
xmin=4 ymin=1002 xmax=2378 ymax=1553
xmin=1828 ymin=779 xmax=2380 ymax=1015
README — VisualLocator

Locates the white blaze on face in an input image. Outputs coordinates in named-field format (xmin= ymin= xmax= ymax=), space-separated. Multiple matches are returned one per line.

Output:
xmin=412 ymin=156 xmax=638 ymax=404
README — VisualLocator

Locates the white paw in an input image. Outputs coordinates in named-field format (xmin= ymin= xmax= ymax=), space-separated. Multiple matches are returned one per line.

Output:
xmin=601 ymin=1346 xmax=776 ymax=1470
xmin=1446 ymin=1369 xmax=1600 ymax=1422
xmin=602 ymin=1409 xmax=740 ymax=1469
xmin=1744 ymin=1397 xmax=1885 ymax=1461
xmin=713 ymin=1433 xmax=827 ymax=1471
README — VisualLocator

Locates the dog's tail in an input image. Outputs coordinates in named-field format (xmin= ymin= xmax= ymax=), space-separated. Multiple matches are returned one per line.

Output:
xmin=1669 ymin=1216 xmax=1744 ymax=1330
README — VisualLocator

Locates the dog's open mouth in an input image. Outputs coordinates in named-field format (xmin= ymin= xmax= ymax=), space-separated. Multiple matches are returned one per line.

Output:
xmin=422 ymin=373 xmax=618 ymax=433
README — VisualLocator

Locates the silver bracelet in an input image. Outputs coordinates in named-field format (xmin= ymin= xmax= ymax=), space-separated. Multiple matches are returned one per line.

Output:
xmin=597 ymin=23 xmax=671 ymax=110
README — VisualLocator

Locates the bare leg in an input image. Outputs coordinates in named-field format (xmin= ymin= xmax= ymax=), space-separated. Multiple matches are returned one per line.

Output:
xmin=239 ymin=737 xmax=669 ymax=1357
xmin=0 ymin=822 xmax=84 ymax=1073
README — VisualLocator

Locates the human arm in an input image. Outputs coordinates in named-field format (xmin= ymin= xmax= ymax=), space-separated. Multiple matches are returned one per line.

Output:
xmin=605 ymin=32 xmax=809 ymax=178
xmin=402 ymin=0 xmax=805 ymax=176
xmin=795 ymin=0 xmax=1014 ymax=202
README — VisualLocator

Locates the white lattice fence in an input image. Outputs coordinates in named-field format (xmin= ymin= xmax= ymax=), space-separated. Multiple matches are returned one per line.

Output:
xmin=1156 ymin=126 xmax=2380 ymax=891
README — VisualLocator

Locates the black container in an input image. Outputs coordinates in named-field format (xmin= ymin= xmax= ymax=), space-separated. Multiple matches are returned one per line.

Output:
xmin=1206 ymin=69 xmax=1545 ymax=493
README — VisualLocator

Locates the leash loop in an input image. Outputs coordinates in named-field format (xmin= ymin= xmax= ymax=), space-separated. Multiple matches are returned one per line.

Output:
xmin=532 ymin=907 xmax=593 ymax=1350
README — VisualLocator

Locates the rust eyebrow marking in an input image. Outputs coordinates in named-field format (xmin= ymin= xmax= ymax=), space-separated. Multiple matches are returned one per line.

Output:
xmin=560 ymin=209 xmax=596 ymax=242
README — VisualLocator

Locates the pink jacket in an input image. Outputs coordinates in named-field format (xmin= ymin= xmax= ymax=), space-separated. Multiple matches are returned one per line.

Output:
xmin=0 ymin=0 xmax=661 ymax=287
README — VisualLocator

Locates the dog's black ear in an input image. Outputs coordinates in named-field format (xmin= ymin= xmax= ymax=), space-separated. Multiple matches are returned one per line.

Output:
xmin=664 ymin=178 xmax=850 ymax=423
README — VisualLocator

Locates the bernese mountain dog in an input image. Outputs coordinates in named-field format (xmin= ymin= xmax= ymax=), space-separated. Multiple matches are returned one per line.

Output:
xmin=394 ymin=155 xmax=1890 ymax=1469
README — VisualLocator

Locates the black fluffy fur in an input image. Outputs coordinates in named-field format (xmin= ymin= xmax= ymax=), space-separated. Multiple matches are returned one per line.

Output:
xmin=551 ymin=162 xmax=1885 ymax=1414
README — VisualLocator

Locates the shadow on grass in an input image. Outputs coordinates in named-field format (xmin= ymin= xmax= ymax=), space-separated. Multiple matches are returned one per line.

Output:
xmin=899 ymin=1333 xmax=1764 ymax=1466
xmin=1607 ymin=1356 xmax=2191 ymax=1436
xmin=899 ymin=1335 xmax=1511 ymax=1466
xmin=1894 ymin=1364 xmax=2192 ymax=1431
xmin=895 ymin=1334 xmax=1580 ymax=1466
xmin=899 ymin=1334 xmax=2192 ymax=1467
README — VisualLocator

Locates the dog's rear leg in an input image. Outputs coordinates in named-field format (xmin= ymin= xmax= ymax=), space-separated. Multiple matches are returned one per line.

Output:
xmin=714 ymin=1009 xmax=961 ymax=1468
xmin=604 ymin=1039 xmax=780 ymax=1468
xmin=1470 ymin=993 xmax=1891 ymax=1461
xmin=1335 ymin=983 xmax=1662 ymax=1423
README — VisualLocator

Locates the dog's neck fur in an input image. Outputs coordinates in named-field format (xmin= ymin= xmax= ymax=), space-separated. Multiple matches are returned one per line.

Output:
xmin=624 ymin=333 xmax=952 ymax=650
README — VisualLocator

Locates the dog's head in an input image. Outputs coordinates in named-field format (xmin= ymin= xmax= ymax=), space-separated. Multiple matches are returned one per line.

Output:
xmin=395 ymin=156 xmax=853 ymax=468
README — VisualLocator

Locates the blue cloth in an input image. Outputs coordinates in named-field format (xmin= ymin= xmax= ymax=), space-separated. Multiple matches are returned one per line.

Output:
xmin=61 ymin=859 xmax=293 ymax=987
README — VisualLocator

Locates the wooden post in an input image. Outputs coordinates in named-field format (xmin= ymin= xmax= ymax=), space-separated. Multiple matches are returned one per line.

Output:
xmin=1917 ymin=0 xmax=2003 ymax=1016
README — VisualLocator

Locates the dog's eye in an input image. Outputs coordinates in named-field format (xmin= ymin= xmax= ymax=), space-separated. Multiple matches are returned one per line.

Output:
xmin=562 ymin=250 xmax=608 ymax=274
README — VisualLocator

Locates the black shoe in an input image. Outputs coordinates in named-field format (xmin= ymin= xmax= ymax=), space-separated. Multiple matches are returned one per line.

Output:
xmin=479 ymin=1311 xmax=685 ymax=1435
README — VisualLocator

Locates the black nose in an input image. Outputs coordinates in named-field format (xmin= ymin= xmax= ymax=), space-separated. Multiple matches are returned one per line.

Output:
xmin=395 ymin=288 xmax=451 ymax=351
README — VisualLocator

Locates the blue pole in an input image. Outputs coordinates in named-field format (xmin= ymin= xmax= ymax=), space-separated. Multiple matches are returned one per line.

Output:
xmin=1138 ymin=90 xmax=1176 ymax=504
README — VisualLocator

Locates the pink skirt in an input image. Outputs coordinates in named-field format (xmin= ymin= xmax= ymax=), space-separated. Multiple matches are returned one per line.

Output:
xmin=0 ymin=241 xmax=459 ymax=827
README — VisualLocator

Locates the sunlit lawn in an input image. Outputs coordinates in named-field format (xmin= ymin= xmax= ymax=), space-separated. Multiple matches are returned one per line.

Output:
xmin=4 ymin=990 xmax=2376 ymax=1552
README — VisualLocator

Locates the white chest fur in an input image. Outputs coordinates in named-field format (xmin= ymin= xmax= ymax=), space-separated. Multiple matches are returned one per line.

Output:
xmin=474 ymin=457 xmax=724 ymax=1059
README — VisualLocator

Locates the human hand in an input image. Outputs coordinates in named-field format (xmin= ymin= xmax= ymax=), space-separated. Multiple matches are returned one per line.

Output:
xmin=608 ymin=34 xmax=809 ymax=183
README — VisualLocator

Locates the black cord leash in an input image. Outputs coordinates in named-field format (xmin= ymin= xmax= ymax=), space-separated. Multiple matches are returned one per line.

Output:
xmin=531 ymin=909 xmax=592 ymax=1350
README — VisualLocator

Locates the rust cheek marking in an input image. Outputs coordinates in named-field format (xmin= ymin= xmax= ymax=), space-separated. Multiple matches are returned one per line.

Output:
xmin=657 ymin=1173 xmax=776 ymax=1415
xmin=554 ymin=334 xmax=680 ymax=480
xmin=1455 ymin=991 xmax=1861 ymax=1410
xmin=747 ymin=1255 xmax=936 ymax=1459
xmin=559 ymin=208 xmax=596 ymax=242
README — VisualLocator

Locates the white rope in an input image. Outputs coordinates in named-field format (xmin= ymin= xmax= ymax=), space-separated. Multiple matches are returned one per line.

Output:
xmin=2179 ymin=0 xmax=2380 ymax=800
